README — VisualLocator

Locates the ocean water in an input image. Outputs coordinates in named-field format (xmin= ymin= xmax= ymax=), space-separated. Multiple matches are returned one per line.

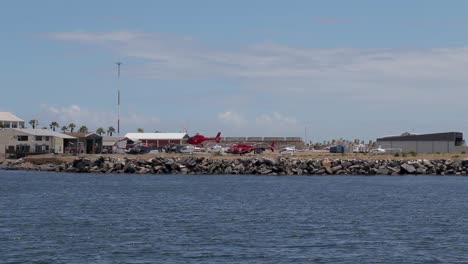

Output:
xmin=1 ymin=171 xmax=468 ymax=263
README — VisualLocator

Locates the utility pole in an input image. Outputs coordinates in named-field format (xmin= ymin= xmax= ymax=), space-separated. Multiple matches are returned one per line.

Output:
xmin=116 ymin=62 xmax=122 ymax=135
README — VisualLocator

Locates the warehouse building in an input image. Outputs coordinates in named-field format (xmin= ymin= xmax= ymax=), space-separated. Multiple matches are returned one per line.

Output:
xmin=376 ymin=132 xmax=468 ymax=153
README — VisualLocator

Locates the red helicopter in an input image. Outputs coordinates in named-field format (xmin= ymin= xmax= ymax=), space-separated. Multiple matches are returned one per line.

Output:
xmin=187 ymin=132 xmax=221 ymax=145
xmin=226 ymin=142 xmax=275 ymax=155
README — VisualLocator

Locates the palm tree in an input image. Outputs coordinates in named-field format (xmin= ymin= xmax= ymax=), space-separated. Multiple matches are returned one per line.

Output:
xmin=137 ymin=128 xmax=144 ymax=133
xmin=96 ymin=127 xmax=105 ymax=136
xmin=69 ymin=123 xmax=76 ymax=133
xmin=78 ymin=125 xmax=88 ymax=133
xmin=49 ymin=121 xmax=59 ymax=131
xmin=61 ymin=126 xmax=68 ymax=133
xmin=29 ymin=119 xmax=38 ymax=129
xmin=107 ymin=126 xmax=115 ymax=136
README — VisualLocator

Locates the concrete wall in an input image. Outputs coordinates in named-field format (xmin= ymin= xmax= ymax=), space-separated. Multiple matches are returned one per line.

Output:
xmin=377 ymin=140 xmax=464 ymax=153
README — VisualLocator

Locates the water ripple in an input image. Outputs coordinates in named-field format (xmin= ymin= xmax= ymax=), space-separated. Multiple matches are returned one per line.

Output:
xmin=1 ymin=171 xmax=468 ymax=263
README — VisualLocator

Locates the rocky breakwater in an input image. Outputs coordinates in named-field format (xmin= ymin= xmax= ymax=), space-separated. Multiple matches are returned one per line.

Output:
xmin=2 ymin=156 xmax=468 ymax=176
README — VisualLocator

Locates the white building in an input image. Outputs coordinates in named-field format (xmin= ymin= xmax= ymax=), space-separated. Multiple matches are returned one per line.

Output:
xmin=0 ymin=112 xmax=25 ymax=129
xmin=0 ymin=128 xmax=76 ymax=157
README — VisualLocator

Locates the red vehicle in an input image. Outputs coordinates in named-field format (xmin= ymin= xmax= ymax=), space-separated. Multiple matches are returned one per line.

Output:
xmin=187 ymin=132 xmax=221 ymax=145
xmin=226 ymin=142 xmax=275 ymax=155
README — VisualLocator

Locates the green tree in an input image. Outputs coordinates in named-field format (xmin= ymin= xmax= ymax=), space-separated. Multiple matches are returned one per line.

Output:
xmin=78 ymin=125 xmax=88 ymax=133
xmin=49 ymin=121 xmax=59 ymax=131
xmin=96 ymin=127 xmax=105 ymax=136
xmin=69 ymin=123 xmax=76 ymax=133
xmin=29 ymin=119 xmax=38 ymax=129
xmin=107 ymin=126 xmax=115 ymax=136
xmin=61 ymin=126 xmax=68 ymax=133
xmin=137 ymin=128 xmax=144 ymax=133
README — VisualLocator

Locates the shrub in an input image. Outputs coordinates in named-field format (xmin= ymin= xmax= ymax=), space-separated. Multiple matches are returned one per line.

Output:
xmin=401 ymin=152 xmax=407 ymax=157
xmin=408 ymin=151 xmax=417 ymax=157
xmin=462 ymin=151 xmax=466 ymax=154
xmin=394 ymin=153 xmax=400 ymax=157
xmin=452 ymin=155 xmax=460 ymax=159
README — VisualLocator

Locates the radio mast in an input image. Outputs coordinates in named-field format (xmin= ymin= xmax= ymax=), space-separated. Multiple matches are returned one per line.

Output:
xmin=116 ymin=62 xmax=122 ymax=135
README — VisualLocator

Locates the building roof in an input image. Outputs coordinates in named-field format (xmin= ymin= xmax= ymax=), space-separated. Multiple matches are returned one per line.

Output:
xmin=125 ymin=132 xmax=188 ymax=141
xmin=65 ymin=132 xmax=102 ymax=138
xmin=0 ymin=112 xmax=24 ymax=122
xmin=377 ymin=132 xmax=463 ymax=142
xmin=13 ymin=128 xmax=76 ymax=139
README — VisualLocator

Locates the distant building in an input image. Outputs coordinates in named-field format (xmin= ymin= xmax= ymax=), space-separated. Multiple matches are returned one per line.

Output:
xmin=0 ymin=112 xmax=25 ymax=129
xmin=64 ymin=132 xmax=103 ymax=154
xmin=376 ymin=132 xmax=467 ymax=153
xmin=0 ymin=128 xmax=76 ymax=158
xmin=101 ymin=136 xmax=125 ymax=153
xmin=125 ymin=133 xmax=189 ymax=147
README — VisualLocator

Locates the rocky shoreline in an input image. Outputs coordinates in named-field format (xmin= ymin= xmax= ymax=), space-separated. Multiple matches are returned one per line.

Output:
xmin=2 ymin=156 xmax=468 ymax=176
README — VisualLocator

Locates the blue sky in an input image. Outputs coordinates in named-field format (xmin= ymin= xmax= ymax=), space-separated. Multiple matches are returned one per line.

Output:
xmin=2 ymin=1 xmax=468 ymax=141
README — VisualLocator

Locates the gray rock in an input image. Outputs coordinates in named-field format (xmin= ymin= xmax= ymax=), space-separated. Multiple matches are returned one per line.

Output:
xmin=422 ymin=159 xmax=433 ymax=168
xmin=331 ymin=165 xmax=343 ymax=173
xmin=401 ymin=164 xmax=416 ymax=174
xmin=377 ymin=168 xmax=389 ymax=175
xmin=123 ymin=164 xmax=136 ymax=173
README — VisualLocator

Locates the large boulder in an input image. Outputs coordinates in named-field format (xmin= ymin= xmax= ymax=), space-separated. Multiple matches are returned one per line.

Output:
xmin=401 ymin=164 xmax=416 ymax=174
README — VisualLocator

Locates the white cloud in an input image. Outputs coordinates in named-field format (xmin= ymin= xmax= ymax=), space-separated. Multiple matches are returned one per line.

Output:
xmin=45 ymin=30 xmax=468 ymax=137
xmin=39 ymin=104 xmax=160 ymax=133
xmin=45 ymin=30 xmax=468 ymax=87
xmin=217 ymin=110 xmax=246 ymax=127
xmin=256 ymin=112 xmax=298 ymax=127
xmin=254 ymin=112 xmax=300 ymax=136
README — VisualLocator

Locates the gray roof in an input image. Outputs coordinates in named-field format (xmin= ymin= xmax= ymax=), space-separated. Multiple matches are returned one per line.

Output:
xmin=13 ymin=128 xmax=76 ymax=139
xmin=377 ymin=132 xmax=463 ymax=142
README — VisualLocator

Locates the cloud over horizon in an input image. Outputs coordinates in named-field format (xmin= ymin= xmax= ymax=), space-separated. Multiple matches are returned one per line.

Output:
xmin=43 ymin=30 xmax=468 ymax=139
xmin=39 ymin=104 xmax=160 ymax=133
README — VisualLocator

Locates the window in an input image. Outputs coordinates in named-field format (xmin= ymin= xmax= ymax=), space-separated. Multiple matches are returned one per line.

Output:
xmin=35 ymin=136 xmax=42 ymax=141
xmin=17 ymin=136 xmax=28 ymax=141
xmin=4 ymin=122 xmax=11 ymax=128
xmin=19 ymin=122 xmax=25 ymax=128
xmin=12 ymin=122 xmax=18 ymax=128
xmin=16 ymin=145 xmax=30 ymax=152
xmin=45 ymin=136 xmax=50 ymax=141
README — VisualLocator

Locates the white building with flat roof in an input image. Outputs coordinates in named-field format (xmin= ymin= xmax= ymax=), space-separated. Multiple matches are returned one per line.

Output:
xmin=0 ymin=112 xmax=25 ymax=129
